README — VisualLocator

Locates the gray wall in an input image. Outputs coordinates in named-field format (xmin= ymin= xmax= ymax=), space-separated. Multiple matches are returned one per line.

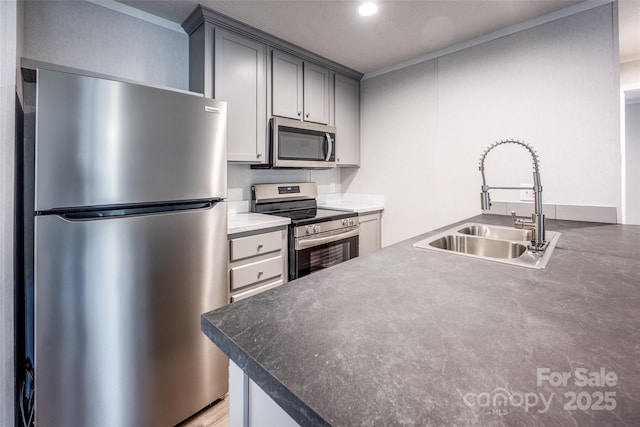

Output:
xmin=23 ymin=0 xmax=188 ymax=89
xmin=20 ymin=0 xmax=342 ymax=203
xmin=343 ymin=4 xmax=621 ymax=246
xmin=1 ymin=0 xmax=18 ymax=424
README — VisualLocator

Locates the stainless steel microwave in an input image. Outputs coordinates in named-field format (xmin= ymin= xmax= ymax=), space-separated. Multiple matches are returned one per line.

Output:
xmin=256 ymin=117 xmax=336 ymax=169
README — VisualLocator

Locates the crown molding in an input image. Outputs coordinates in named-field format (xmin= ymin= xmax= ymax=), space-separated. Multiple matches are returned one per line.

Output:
xmin=86 ymin=0 xmax=185 ymax=34
xmin=182 ymin=5 xmax=363 ymax=80
xmin=363 ymin=0 xmax=613 ymax=80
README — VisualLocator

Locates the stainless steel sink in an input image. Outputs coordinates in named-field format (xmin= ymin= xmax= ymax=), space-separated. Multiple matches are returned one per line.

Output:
xmin=457 ymin=224 xmax=532 ymax=242
xmin=428 ymin=235 xmax=527 ymax=259
xmin=413 ymin=222 xmax=561 ymax=269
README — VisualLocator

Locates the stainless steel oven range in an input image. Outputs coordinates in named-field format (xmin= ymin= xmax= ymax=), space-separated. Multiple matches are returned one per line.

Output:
xmin=251 ymin=182 xmax=359 ymax=281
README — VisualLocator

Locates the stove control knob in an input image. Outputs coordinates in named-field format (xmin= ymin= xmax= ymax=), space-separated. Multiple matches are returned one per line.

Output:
xmin=313 ymin=225 xmax=321 ymax=233
xmin=342 ymin=219 xmax=348 ymax=226
xmin=348 ymin=218 xmax=355 ymax=226
xmin=305 ymin=225 xmax=313 ymax=235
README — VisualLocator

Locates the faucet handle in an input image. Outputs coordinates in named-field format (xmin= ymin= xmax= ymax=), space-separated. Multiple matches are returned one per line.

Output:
xmin=511 ymin=211 xmax=535 ymax=229
xmin=511 ymin=211 xmax=519 ymax=227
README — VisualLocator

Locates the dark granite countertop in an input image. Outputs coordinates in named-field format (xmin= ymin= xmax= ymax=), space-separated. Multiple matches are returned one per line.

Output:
xmin=202 ymin=214 xmax=640 ymax=426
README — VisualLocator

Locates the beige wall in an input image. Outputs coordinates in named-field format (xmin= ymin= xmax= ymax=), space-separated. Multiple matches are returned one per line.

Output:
xmin=625 ymin=101 xmax=640 ymax=224
xmin=622 ymin=59 xmax=640 ymax=224
xmin=343 ymin=4 xmax=621 ymax=246
xmin=621 ymin=59 xmax=640 ymax=88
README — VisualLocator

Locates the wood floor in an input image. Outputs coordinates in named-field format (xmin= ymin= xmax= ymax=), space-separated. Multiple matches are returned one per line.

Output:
xmin=179 ymin=395 xmax=229 ymax=427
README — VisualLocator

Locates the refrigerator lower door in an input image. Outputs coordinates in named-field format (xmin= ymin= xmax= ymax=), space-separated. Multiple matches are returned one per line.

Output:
xmin=34 ymin=202 xmax=228 ymax=427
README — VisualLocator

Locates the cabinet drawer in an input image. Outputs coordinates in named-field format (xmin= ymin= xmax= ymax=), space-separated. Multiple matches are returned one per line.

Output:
xmin=230 ymin=279 xmax=284 ymax=302
xmin=231 ymin=255 xmax=283 ymax=290
xmin=230 ymin=231 xmax=282 ymax=261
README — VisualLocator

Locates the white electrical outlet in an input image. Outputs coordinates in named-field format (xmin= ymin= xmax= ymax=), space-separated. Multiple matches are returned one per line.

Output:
xmin=330 ymin=182 xmax=336 ymax=193
xmin=520 ymin=184 xmax=535 ymax=201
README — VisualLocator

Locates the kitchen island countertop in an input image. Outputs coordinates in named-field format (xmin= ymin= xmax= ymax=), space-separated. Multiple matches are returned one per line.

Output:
xmin=203 ymin=214 xmax=640 ymax=426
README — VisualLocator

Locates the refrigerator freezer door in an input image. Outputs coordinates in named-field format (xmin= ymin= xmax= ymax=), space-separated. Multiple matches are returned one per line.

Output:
xmin=34 ymin=202 xmax=228 ymax=427
xmin=34 ymin=69 xmax=227 ymax=211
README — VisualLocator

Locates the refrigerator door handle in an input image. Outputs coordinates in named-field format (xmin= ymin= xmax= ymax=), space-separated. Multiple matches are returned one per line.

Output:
xmin=52 ymin=199 xmax=221 ymax=221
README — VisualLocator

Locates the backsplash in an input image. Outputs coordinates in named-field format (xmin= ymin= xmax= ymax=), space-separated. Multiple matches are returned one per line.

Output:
xmin=227 ymin=164 xmax=342 ymax=202
xmin=483 ymin=200 xmax=618 ymax=223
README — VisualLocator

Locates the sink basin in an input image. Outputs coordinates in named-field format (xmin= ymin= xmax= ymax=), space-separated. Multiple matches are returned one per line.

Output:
xmin=458 ymin=224 xmax=532 ymax=241
xmin=413 ymin=222 xmax=561 ymax=269
xmin=428 ymin=235 xmax=527 ymax=259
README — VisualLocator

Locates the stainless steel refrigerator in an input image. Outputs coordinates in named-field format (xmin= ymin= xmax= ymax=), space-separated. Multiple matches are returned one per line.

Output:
xmin=19 ymin=67 xmax=229 ymax=426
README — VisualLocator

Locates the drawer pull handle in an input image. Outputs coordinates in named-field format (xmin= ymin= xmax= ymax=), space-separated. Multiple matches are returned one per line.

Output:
xmin=257 ymin=244 xmax=263 ymax=251
xmin=257 ymin=271 xmax=264 ymax=277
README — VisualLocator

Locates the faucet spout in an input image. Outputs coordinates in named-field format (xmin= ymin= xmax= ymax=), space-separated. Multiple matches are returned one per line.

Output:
xmin=478 ymin=139 xmax=546 ymax=249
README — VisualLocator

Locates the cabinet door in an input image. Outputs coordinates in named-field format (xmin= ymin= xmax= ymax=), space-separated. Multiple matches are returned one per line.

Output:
xmin=334 ymin=74 xmax=360 ymax=166
xmin=229 ymin=361 xmax=299 ymax=427
xmin=359 ymin=212 xmax=381 ymax=256
xmin=272 ymin=50 xmax=303 ymax=120
xmin=303 ymin=62 xmax=330 ymax=124
xmin=215 ymin=29 xmax=267 ymax=163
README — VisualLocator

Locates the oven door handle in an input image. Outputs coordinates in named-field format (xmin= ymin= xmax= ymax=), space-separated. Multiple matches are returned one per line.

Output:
xmin=296 ymin=227 xmax=359 ymax=250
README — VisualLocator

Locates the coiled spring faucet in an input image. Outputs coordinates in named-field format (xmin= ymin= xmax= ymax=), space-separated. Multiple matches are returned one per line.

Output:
xmin=479 ymin=139 xmax=546 ymax=250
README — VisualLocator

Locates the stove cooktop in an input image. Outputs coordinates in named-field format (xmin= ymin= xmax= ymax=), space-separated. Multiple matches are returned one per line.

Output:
xmin=267 ymin=208 xmax=355 ymax=226
xmin=250 ymin=183 xmax=357 ymax=226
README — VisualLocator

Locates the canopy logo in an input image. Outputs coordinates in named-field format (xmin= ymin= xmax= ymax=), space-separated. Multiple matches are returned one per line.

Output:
xmin=462 ymin=367 xmax=618 ymax=416
xmin=462 ymin=388 xmax=554 ymax=415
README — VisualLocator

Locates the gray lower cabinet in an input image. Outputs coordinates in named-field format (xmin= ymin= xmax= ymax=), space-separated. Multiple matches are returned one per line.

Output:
xmin=228 ymin=227 xmax=288 ymax=303
xmin=334 ymin=74 xmax=360 ymax=166
xmin=272 ymin=49 xmax=330 ymax=125
xmin=229 ymin=360 xmax=299 ymax=427
xmin=359 ymin=212 xmax=382 ymax=255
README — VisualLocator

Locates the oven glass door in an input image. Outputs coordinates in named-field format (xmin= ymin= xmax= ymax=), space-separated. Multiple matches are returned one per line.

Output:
xmin=292 ymin=233 xmax=358 ymax=280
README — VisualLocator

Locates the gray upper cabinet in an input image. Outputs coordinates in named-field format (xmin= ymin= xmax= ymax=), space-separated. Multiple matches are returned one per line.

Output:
xmin=271 ymin=50 xmax=303 ymax=120
xmin=188 ymin=23 xmax=267 ymax=164
xmin=303 ymin=62 xmax=330 ymax=124
xmin=334 ymin=74 xmax=360 ymax=166
xmin=184 ymin=6 xmax=363 ymax=164
xmin=214 ymin=30 xmax=267 ymax=163
xmin=272 ymin=50 xmax=330 ymax=125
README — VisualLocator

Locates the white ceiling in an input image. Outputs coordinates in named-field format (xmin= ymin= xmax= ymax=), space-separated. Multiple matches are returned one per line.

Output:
xmin=118 ymin=0 xmax=640 ymax=75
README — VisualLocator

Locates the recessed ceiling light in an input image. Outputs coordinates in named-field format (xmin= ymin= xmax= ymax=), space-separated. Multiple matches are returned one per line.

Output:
xmin=358 ymin=2 xmax=378 ymax=17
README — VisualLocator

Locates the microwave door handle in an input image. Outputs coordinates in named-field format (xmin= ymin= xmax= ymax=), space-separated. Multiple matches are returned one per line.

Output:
xmin=325 ymin=133 xmax=333 ymax=161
